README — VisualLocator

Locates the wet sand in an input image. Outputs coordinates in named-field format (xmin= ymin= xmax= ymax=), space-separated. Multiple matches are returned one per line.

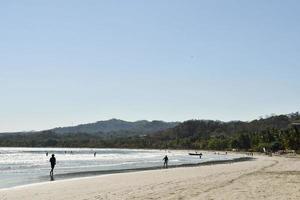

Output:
xmin=0 ymin=154 xmax=299 ymax=200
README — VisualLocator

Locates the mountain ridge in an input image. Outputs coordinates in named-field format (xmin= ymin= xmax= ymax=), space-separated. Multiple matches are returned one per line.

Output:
xmin=51 ymin=118 xmax=179 ymax=135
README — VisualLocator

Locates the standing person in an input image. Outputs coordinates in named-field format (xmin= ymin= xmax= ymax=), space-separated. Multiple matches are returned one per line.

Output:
xmin=163 ymin=155 xmax=168 ymax=168
xmin=50 ymin=154 xmax=56 ymax=176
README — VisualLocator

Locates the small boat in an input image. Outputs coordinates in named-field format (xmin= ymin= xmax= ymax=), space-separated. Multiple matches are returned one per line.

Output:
xmin=188 ymin=153 xmax=202 ymax=156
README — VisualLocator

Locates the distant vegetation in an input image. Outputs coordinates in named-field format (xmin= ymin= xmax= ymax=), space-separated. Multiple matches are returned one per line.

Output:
xmin=0 ymin=113 xmax=299 ymax=153
xmin=145 ymin=113 xmax=300 ymax=153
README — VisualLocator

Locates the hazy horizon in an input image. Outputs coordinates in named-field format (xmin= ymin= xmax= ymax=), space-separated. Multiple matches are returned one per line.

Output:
xmin=1 ymin=1 xmax=300 ymax=132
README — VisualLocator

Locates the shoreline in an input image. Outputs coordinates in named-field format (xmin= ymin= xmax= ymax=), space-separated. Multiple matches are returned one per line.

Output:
xmin=0 ymin=155 xmax=253 ymax=190
xmin=0 ymin=155 xmax=299 ymax=199
xmin=51 ymin=156 xmax=254 ymax=179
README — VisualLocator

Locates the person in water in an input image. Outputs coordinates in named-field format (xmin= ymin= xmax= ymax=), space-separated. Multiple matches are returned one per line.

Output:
xmin=163 ymin=155 xmax=169 ymax=168
xmin=50 ymin=154 xmax=56 ymax=176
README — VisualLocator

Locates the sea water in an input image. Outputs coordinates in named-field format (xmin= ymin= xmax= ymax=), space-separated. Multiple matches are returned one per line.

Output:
xmin=0 ymin=147 xmax=241 ymax=189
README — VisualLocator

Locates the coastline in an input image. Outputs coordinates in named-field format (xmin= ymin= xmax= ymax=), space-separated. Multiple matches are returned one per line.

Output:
xmin=1 ymin=154 xmax=299 ymax=199
xmin=0 ymin=154 xmax=252 ymax=190
xmin=0 ymin=156 xmax=251 ymax=192
xmin=46 ymin=156 xmax=254 ymax=179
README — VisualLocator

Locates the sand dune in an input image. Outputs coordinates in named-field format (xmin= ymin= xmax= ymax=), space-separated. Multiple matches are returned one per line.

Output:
xmin=0 ymin=154 xmax=299 ymax=200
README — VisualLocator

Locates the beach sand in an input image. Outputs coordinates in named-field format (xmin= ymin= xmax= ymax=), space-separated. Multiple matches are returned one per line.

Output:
xmin=0 ymin=154 xmax=299 ymax=200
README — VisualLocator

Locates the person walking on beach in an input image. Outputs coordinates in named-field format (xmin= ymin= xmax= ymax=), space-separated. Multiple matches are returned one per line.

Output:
xmin=163 ymin=155 xmax=168 ymax=168
xmin=50 ymin=154 xmax=56 ymax=176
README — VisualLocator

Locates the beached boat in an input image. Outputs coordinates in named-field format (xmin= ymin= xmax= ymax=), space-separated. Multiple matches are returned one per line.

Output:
xmin=188 ymin=153 xmax=202 ymax=156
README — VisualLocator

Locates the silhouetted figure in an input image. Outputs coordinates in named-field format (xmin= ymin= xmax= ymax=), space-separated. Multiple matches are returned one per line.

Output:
xmin=94 ymin=152 xmax=97 ymax=157
xmin=46 ymin=152 xmax=48 ymax=156
xmin=163 ymin=155 xmax=168 ymax=168
xmin=50 ymin=154 xmax=56 ymax=176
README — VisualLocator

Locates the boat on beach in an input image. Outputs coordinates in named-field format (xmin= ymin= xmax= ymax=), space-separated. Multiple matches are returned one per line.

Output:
xmin=188 ymin=152 xmax=203 ymax=156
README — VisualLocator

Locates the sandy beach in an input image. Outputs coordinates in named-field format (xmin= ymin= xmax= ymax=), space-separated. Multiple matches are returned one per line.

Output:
xmin=0 ymin=154 xmax=299 ymax=200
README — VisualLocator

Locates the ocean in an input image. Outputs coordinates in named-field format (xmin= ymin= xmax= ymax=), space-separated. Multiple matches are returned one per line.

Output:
xmin=0 ymin=147 xmax=242 ymax=189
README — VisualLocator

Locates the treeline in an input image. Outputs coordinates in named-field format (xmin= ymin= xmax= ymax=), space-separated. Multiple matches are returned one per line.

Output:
xmin=0 ymin=113 xmax=299 ymax=153
xmin=144 ymin=126 xmax=299 ymax=152
xmin=142 ymin=113 xmax=300 ymax=152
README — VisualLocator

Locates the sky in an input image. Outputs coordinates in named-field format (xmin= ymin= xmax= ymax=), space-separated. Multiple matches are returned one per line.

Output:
xmin=0 ymin=0 xmax=300 ymax=132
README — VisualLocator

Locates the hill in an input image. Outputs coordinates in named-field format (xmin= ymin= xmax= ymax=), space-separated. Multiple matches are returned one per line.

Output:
xmin=142 ymin=113 xmax=300 ymax=151
xmin=51 ymin=119 xmax=179 ymax=135
xmin=0 ymin=113 xmax=299 ymax=153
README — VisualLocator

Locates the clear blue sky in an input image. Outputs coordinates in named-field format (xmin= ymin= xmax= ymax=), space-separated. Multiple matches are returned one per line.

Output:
xmin=1 ymin=0 xmax=300 ymax=132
